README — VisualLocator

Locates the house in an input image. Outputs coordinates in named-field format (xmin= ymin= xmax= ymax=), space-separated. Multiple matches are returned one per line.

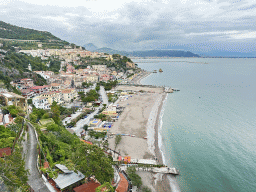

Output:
xmin=34 ymin=71 xmax=54 ymax=79
xmin=116 ymin=172 xmax=129 ymax=192
xmin=66 ymin=64 xmax=75 ymax=73
xmin=32 ymin=96 xmax=50 ymax=109
xmin=99 ymin=74 xmax=110 ymax=82
xmin=50 ymin=83 xmax=61 ymax=91
xmin=3 ymin=114 xmax=14 ymax=126
xmin=126 ymin=62 xmax=135 ymax=69
xmin=21 ymin=89 xmax=35 ymax=99
xmin=89 ymin=119 xmax=102 ymax=127
xmin=53 ymin=164 xmax=85 ymax=191
xmin=92 ymin=65 xmax=107 ymax=71
xmin=61 ymin=89 xmax=77 ymax=103
xmin=30 ymin=85 xmax=49 ymax=95
xmin=73 ymin=180 xmax=100 ymax=192
xmin=40 ymin=91 xmax=62 ymax=105
xmin=0 ymin=147 xmax=11 ymax=158
xmin=0 ymin=92 xmax=27 ymax=110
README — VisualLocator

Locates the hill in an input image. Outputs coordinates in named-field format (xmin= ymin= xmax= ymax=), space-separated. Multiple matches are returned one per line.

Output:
xmin=90 ymin=46 xmax=200 ymax=57
xmin=83 ymin=43 xmax=98 ymax=51
xmin=130 ymin=50 xmax=200 ymax=57
xmin=0 ymin=21 xmax=70 ymax=50
xmin=0 ymin=21 xmax=60 ymax=41
xmin=95 ymin=47 xmax=129 ymax=56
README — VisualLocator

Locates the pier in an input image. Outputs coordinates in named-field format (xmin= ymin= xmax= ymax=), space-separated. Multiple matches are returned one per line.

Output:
xmin=118 ymin=163 xmax=179 ymax=175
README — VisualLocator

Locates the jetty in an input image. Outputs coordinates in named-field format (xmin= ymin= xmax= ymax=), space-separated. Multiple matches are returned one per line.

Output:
xmin=119 ymin=164 xmax=179 ymax=175
xmin=164 ymin=87 xmax=173 ymax=93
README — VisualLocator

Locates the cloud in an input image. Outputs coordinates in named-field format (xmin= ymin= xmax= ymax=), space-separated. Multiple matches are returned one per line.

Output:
xmin=0 ymin=0 xmax=256 ymax=54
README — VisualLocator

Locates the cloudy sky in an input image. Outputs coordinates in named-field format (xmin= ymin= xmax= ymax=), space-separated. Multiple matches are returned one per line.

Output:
xmin=1 ymin=0 xmax=256 ymax=55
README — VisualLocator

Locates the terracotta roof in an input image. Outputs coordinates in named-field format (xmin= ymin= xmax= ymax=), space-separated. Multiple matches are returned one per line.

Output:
xmin=44 ymin=161 xmax=50 ymax=169
xmin=0 ymin=147 xmax=11 ymax=158
xmin=73 ymin=181 xmax=100 ymax=192
xmin=116 ymin=173 xmax=128 ymax=192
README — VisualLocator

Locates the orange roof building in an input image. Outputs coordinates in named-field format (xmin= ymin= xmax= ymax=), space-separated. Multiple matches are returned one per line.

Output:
xmin=116 ymin=173 xmax=129 ymax=192
xmin=0 ymin=147 xmax=12 ymax=158
xmin=73 ymin=181 xmax=100 ymax=192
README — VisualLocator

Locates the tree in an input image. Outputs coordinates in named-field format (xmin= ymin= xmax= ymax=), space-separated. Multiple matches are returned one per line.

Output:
xmin=127 ymin=166 xmax=142 ymax=188
xmin=83 ymin=124 xmax=88 ymax=131
xmin=114 ymin=135 xmax=121 ymax=150
xmin=0 ymin=149 xmax=29 ymax=191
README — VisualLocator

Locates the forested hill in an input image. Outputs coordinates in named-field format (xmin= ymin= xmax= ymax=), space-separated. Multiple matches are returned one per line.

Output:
xmin=0 ymin=21 xmax=60 ymax=41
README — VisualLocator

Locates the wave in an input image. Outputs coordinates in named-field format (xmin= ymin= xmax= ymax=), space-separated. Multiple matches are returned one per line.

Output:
xmin=158 ymin=94 xmax=181 ymax=192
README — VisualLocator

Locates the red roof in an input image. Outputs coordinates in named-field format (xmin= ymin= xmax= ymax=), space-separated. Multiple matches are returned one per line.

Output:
xmin=44 ymin=161 xmax=50 ymax=169
xmin=73 ymin=181 xmax=100 ymax=192
xmin=116 ymin=173 xmax=128 ymax=192
xmin=0 ymin=147 xmax=11 ymax=158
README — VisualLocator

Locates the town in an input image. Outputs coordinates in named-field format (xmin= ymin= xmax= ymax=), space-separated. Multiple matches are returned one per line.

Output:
xmin=0 ymin=42 xmax=167 ymax=192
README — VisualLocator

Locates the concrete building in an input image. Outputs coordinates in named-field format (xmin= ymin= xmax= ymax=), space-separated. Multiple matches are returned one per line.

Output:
xmin=0 ymin=92 xmax=27 ymax=110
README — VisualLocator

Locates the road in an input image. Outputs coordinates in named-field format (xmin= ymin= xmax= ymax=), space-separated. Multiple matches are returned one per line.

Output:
xmin=25 ymin=123 xmax=50 ymax=192
xmin=73 ymin=106 xmax=101 ymax=136
xmin=100 ymin=86 xmax=109 ymax=106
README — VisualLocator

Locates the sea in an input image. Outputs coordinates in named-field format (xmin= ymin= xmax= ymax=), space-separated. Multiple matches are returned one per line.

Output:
xmin=133 ymin=58 xmax=256 ymax=192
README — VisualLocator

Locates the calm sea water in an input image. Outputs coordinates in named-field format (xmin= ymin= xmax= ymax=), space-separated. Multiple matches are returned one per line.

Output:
xmin=134 ymin=58 xmax=256 ymax=192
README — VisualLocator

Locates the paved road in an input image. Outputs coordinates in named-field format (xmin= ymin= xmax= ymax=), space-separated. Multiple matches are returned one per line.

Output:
xmin=25 ymin=123 xmax=50 ymax=192
xmin=100 ymin=86 xmax=109 ymax=106
xmin=73 ymin=106 xmax=101 ymax=136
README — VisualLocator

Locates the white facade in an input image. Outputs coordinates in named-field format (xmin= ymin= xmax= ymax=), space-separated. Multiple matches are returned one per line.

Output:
xmin=32 ymin=96 xmax=50 ymax=109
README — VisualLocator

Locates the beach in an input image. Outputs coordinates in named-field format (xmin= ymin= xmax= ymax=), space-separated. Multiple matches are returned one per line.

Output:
xmin=108 ymin=80 xmax=172 ymax=191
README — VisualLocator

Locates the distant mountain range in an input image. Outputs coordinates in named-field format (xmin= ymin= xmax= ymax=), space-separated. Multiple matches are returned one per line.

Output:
xmin=83 ymin=43 xmax=200 ymax=57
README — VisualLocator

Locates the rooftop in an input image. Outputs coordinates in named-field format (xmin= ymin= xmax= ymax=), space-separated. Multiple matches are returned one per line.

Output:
xmin=73 ymin=180 xmax=100 ymax=192
xmin=0 ymin=147 xmax=12 ymax=158
xmin=54 ymin=164 xmax=85 ymax=190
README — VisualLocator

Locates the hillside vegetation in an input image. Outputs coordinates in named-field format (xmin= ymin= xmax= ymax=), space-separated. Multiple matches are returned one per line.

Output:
xmin=0 ymin=21 xmax=60 ymax=41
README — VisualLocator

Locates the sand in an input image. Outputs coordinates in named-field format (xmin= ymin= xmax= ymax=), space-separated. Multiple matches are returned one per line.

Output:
xmin=108 ymin=84 xmax=171 ymax=191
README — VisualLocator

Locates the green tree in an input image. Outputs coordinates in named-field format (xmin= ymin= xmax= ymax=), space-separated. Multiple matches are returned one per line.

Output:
xmin=127 ymin=166 xmax=142 ymax=188
xmin=114 ymin=135 xmax=122 ymax=150
xmin=0 ymin=149 xmax=29 ymax=191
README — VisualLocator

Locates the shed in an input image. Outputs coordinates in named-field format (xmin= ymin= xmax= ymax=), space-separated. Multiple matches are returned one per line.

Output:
xmin=53 ymin=164 xmax=85 ymax=190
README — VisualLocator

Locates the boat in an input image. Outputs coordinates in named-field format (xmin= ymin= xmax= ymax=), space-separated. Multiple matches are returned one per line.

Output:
xmin=159 ymin=68 xmax=163 ymax=72
xmin=153 ymin=70 xmax=157 ymax=73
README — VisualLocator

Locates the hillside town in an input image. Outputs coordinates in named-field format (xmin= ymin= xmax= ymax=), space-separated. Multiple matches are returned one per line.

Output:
xmin=0 ymin=44 xmax=159 ymax=192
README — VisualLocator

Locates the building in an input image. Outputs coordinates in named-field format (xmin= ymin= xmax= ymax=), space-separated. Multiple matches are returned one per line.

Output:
xmin=53 ymin=164 xmax=85 ymax=191
xmin=73 ymin=180 xmax=100 ymax=192
xmin=40 ymin=91 xmax=62 ymax=105
xmin=89 ymin=119 xmax=102 ymax=127
xmin=30 ymin=85 xmax=49 ymax=95
xmin=28 ymin=63 xmax=32 ymax=71
xmin=50 ymin=83 xmax=61 ymax=91
xmin=32 ymin=96 xmax=50 ymax=109
xmin=116 ymin=172 xmax=129 ymax=192
xmin=0 ymin=147 xmax=11 ymax=158
xmin=92 ymin=65 xmax=107 ymax=71
xmin=0 ymin=92 xmax=27 ymax=110
xmin=126 ymin=62 xmax=135 ymax=69
xmin=61 ymin=89 xmax=77 ymax=103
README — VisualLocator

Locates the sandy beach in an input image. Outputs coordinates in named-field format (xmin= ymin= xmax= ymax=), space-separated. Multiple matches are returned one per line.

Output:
xmin=108 ymin=82 xmax=171 ymax=192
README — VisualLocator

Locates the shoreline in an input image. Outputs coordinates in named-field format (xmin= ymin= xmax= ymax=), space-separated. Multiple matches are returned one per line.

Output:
xmin=137 ymin=71 xmax=178 ymax=192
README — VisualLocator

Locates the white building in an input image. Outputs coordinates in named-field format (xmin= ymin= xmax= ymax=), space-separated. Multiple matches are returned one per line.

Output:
xmin=32 ymin=96 xmax=50 ymax=109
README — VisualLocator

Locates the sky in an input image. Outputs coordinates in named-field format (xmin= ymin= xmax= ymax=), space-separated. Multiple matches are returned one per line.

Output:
xmin=0 ymin=0 xmax=256 ymax=56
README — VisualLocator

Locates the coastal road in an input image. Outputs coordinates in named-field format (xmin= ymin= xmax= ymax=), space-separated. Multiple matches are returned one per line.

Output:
xmin=25 ymin=123 xmax=50 ymax=192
